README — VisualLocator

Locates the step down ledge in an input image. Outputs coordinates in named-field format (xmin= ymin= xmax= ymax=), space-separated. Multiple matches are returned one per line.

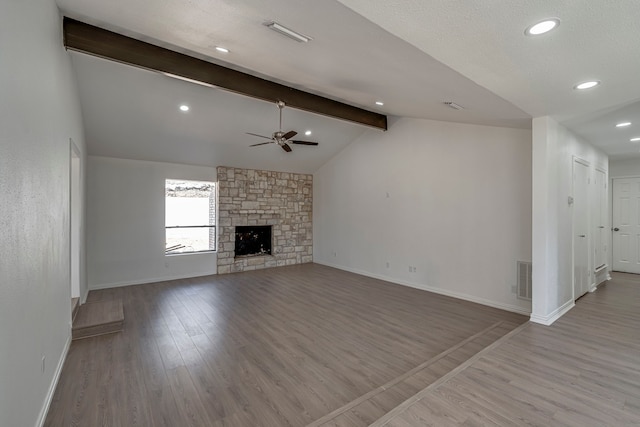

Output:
xmin=72 ymin=299 xmax=124 ymax=340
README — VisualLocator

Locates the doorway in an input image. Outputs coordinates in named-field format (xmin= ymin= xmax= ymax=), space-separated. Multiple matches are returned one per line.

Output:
xmin=70 ymin=140 xmax=81 ymax=300
xmin=573 ymin=158 xmax=590 ymax=299
xmin=612 ymin=177 xmax=640 ymax=274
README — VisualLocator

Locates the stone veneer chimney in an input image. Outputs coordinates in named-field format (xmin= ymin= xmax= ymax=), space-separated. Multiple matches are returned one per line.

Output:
xmin=216 ymin=166 xmax=313 ymax=274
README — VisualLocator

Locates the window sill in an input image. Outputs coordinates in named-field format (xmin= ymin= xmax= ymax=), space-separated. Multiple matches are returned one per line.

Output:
xmin=165 ymin=250 xmax=217 ymax=257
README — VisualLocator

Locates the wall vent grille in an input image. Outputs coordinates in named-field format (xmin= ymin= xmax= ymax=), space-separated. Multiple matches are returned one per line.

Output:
xmin=517 ymin=261 xmax=532 ymax=301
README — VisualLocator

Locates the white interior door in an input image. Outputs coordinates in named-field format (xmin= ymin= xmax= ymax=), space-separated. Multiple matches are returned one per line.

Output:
xmin=593 ymin=169 xmax=607 ymax=270
xmin=573 ymin=159 xmax=590 ymax=299
xmin=612 ymin=177 xmax=640 ymax=274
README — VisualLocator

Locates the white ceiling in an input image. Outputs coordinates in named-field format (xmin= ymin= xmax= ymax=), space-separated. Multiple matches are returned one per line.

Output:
xmin=58 ymin=0 xmax=640 ymax=169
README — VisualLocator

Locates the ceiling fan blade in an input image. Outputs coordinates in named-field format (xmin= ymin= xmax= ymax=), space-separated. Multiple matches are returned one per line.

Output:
xmin=250 ymin=142 xmax=272 ymax=147
xmin=246 ymin=132 xmax=272 ymax=139
xmin=281 ymin=143 xmax=292 ymax=152
xmin=282 ymin=130 xmax=297 ymax=140
xmin=291 ymin=140 xmax=319 ymax=146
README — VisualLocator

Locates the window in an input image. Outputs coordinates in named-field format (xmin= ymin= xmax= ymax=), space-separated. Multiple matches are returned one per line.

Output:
xmin=165 ymin=179 xmax=216 ymax=254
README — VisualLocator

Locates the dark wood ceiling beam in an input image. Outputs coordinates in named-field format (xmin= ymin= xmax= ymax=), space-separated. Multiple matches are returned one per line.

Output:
xmin=63 ymin=17 xmax=387 ymax=131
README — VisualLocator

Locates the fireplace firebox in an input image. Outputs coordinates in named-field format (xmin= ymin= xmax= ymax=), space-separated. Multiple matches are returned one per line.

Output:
xmin=235 ymin=225 xmax=272 ymax=257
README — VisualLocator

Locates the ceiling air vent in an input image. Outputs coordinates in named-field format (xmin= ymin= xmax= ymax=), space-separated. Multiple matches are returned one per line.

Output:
xmin=444 ymin=101 xmax=464 ymax=110
xmin=517 ymin=261 xmax=532 ymax=300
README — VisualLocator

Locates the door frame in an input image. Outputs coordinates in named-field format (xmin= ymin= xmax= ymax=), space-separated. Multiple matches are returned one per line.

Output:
xmin=69 ymin=138 xmax=82 ymax=302
xmin=572 ymin=156 xmax=591 ymax=301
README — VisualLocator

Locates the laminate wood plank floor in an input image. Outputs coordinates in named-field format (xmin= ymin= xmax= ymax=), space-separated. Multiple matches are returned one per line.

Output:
xmin=379 ymin=271 xmax=640 ymax=426
xmin=44 ymin=263 xmax=525 ymax=426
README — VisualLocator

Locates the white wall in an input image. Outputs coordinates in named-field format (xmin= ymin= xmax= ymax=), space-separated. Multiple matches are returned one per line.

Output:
xmin=0 ymin=1 xmax=86 ymax=426
xmin=609 ymin=157 xmax=640 ymax=177
xmin=314 ymin=117 xmax=532 ymax=314
xmin=531 ymin=117 xmax=608 ymax=325
xmin=87 ymin=156 xmax=218 ymax=289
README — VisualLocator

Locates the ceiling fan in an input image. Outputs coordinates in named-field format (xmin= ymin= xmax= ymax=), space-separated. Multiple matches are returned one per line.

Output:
xmin=247 ymin=101 xmax=319 ymax=152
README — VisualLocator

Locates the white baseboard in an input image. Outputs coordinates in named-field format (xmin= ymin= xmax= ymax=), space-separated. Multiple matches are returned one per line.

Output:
xmin=36 ymin=333 xmax=71 ymax=427
xmin=529 ymin=299 xmax=575 ymax=326
xmin=315 ymin=261 xmax=531 ymax=316
xmin=89 ymin=270 xmax=217 ymax=290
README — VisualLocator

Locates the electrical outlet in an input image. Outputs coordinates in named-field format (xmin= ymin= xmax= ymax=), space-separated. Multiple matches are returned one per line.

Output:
xmin=408 ymin=266 xmax=412 ymax=272
xmin=386 ymin=262 xmax=389 ymax=268
xmin=333 ymin=252 xmax=337 ymax=257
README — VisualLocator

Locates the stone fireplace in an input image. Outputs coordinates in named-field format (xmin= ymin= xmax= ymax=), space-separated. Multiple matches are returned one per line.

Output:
xmin=216 ymin=166 xmax=312 ymax=274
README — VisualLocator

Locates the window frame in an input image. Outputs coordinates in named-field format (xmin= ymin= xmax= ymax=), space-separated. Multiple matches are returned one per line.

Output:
xmin=165 ymin=178 xmax=217 ymax=255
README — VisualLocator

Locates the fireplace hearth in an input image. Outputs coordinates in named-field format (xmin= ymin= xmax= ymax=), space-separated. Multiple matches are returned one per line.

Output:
xmin=235 ymin=225 xmax=272 ymax=257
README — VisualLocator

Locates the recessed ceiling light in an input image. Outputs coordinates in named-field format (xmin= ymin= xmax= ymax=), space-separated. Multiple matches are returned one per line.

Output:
xmin=631 ymin=137 xmax=640 ymax=142
xmin=375 ymin=101 xmax=384 ymax=106
xmin=525 ymin=18 xmax=560 ymax=36
xmin=305 ymin=130 xmax=312 ymax=136
xmin=616 ymin=122 xmax=632 ymax=127
xmin=179 ymin=105 xmax=190 ymax=112
xmin=215 ymin=46 xmax=229 ymax=53
xmin=574 ymin=80 xmax=600 ymax=90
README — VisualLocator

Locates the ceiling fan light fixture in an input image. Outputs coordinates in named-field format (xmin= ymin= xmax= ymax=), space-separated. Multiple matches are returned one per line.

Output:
xmin=265 ymin=21 xmax=311 ymax=43
xmin=525 ymin=18 xmax=560 ymax=36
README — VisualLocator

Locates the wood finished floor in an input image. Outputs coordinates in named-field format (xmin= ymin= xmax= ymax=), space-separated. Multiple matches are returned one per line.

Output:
xmin=377 ymin=271 xmax=640 ymax=426
xmin=44 ymin=263 xmax=525 ymax=427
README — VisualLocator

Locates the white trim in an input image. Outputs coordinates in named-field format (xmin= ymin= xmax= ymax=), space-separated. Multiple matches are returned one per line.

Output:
xmin=81 ymin=286 xmax=89 ymax=304
xmin=315 ymin=261 xmax=531 ymax=316
xmin=36 ymin=333 xmax=71 ymax=427
xmin=530 ymin=299 xmax=574 ymax=326
xmin=89 ymin=270 xmax=217 ymax=290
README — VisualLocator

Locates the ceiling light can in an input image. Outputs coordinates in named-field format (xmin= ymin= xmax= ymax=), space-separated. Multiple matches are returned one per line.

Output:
xmin=574 ymin=80 xmax=600 ymax=90
xmin=525 ymin=18 xmax=560 ymax=36
xmin=179 ymin=105 xmax=190 ymax=112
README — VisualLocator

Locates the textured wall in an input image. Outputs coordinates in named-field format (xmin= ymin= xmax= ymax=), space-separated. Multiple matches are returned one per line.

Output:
xmin=0 ymin=1 xmax=86 ymax=426
xmin=87 ymin=157 xmax=218 ymax=289
xmin=217 ymin=167 xmax=312 ymax=273
xmin=314 ymin=117 xmax=533 ymax=315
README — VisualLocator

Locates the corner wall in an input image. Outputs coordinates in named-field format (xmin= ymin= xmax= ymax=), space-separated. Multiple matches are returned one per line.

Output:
xmin=86 ymin=156 xmax=218 ymax=289
xmin=314 ymin=117 xmax=532 ymax=314
xmin=0 ymin=1 xmax=86 ymax=426
xmin=531 ymin=117 xmax=608 ymax=325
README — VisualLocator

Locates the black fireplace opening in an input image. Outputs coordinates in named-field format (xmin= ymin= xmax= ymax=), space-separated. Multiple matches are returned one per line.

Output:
xmin=235 ymin=225 xmax=272 ymax=257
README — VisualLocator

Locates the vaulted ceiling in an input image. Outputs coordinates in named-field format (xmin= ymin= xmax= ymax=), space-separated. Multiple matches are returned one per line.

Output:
xmin=57 ymin=0 xmax=640 ymax=171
